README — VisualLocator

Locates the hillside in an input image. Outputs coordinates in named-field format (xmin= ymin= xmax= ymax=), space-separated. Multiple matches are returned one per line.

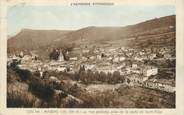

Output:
xmin=8 ymin=15 xmax=176 ymax=53
xmin=8 ymin=29 xmax=72 ymax=52
xmin=61 ymin=15 xmax=175 ymax=47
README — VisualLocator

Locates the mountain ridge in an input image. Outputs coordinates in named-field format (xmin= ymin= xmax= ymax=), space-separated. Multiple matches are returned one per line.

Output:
xmin=8 ymin=15 xmax=176 ymax=53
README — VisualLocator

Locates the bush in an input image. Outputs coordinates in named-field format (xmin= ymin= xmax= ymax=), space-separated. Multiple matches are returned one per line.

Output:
xmin=28 ymin=76 xmax=55 ymax=102
xmin=7 ymin=68 xmax=21 ymax=83
xmin=15 ymin=68 xmax=32 ymax=82
xmin=81 ymin=90 xmax=119 ymax=108
xmin=112 ymin=71 xmax=124 ymax=83
xmin=49 ymin=49 xmax=60 ymax=60
xmin=76 ymin=70 xmax=125 ymax=84
xmin=7 ymin=90 xmax=38 ymax=107
xmin=7 ymin=81 xmax=43 ymax=108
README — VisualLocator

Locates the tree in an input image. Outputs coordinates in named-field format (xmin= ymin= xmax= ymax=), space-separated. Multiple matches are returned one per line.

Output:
xmin=62 ymin=49 xmax=69 ymax=61
xmin=49 ymin=49 xmax=60 ymax=60
xmin=99 ymin=71 xmax=107 ymax=82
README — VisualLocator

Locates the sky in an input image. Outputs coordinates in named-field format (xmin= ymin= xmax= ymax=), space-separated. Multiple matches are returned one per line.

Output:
xmin=7 ymin=5 xmax=175 ymax=36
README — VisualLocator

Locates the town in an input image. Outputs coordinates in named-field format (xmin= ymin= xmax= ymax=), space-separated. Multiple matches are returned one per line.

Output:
xmin=8 ymin=44 xmax=175 ymax=93
xmin=7 ymin=14 xmax=176 ymax=108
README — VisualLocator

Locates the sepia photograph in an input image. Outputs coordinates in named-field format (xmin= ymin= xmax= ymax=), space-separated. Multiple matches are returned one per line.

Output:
xmin=6 ymin=3 xmax=176 ymax=108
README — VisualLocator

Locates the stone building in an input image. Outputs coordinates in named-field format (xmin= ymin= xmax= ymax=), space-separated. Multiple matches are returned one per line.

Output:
xmin=143 ymin=66 xmax=158 ymax=77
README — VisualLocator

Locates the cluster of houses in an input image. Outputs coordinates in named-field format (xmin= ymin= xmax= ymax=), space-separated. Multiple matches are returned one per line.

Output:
xmin=144 ymin=79 xmax=175 ymax=93
xmin=7 ymin=45 xmax=175 ymax=93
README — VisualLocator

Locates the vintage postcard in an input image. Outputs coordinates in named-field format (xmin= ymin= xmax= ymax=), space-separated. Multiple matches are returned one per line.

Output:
xmin=0 ymin=0 xmax=184 ymax=115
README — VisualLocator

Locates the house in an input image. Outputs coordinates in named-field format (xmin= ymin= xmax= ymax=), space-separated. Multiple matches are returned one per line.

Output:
xmin=149 ymin=53 xmax=157 ymax=60
xmin=119 ymin=56 xmax=125 ymax=62
xmin=82 ymin=64 xmax=96 ymax=71
xmin=12 ymin=54 xmax=18 ymax=60
xmin=98 ymin=69 xmax=115 ymax=74
xmin=89 ymin=56 xmax=95 ymax=60
xmin=164 ymin=53 xmax=172 ymax=59
xmin=56 ymin=66 xmax=67 ymax=72
xmin=82 ymin=49 xmax=90 ymax=53
xmin=70 ymin=57 xmax=78 ymax=61
xmin=109 ymin=48 xmax=116 ymax=52
xmin=96 ymin=55 xmax=102 ymax=60
xmin=94 ymin=49 xmax=100 ymax=53
xmin=126 ymin=52 xmax=133 ymax=57
xmin=125 ymin=67 xmax=131 ymax=74
xmin=139 ymin=51 xmax=145 ymax=56
xmin=107 ymin=57 xmax=113 ymax=61
xmin=144 ymin=79 xmax=175 ymax=93
xmin=119 ymin=70 xmax=128 ymax=76
xmin=132 ymin=63 xmax=138 ymax=69
xmin=113 ymin=57 xmax=119 ymax=63
xmin=49 ymin=76 xmax=61 ymax=83
xmin=117 ymin=64 xmax=126 ymax=70
xmin=120 ymin=47 xmax=126 ymax=51
xmin=125 ymin=73 xmax=149 ymax=86
xmin=19 ymin=51 xmax=24 ymax=58
xmin=142 ymin=66 xmax=158 ymax=77
xmin=96 ymin=65 xmax=116 ymax=74
xmin=131 ymin=69 xmax=142 ymax=74
xmin=81 ymin=56 xmax=88 ymax=61
xmin=134 ymin=56 xmax=143 ymax=61
xmin=21 ymin=55 xmax=32 ymax=62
